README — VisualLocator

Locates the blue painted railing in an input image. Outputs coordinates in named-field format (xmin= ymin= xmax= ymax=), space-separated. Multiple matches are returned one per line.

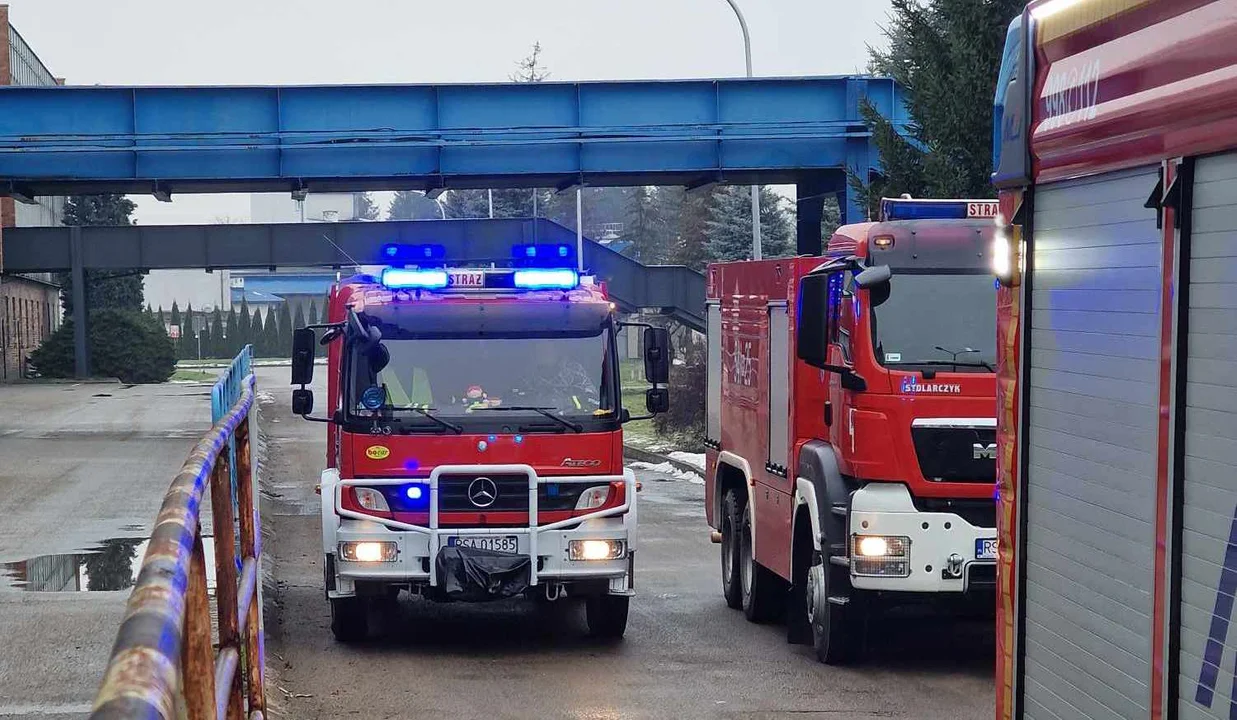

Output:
xmin=212 ymin=345 xmax=253 ymax=496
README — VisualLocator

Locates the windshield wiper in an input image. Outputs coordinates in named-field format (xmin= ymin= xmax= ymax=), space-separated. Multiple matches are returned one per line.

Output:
xmin=890 ymin=359 xmax=995 ymax=372
xmin=392 ymin=407 xmax=464 ymax=434
xmin=487 ymin=406 xmax=584 ymax=433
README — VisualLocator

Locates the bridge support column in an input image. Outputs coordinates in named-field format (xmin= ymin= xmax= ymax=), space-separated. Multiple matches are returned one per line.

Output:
xmin=795 ymin=175 xmax=832 ymax=256
xmin=69 ymin=226 xmax=90 ymax=378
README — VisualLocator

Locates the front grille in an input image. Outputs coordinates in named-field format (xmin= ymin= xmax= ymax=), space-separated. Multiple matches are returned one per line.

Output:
xmin=911 ymin=426 xmax=997 ymax=483
xmin=438 ymin=474 xmax=531 ymax=512
xmin=913 ymin=497 xmax=996 ymax=529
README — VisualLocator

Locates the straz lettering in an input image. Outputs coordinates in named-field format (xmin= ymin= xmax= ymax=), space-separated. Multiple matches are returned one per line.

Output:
xmin=967 ymin=201 xmax=999 ymax=218
xmin=729 ymin=340 xmax=756 ymax=387
xmin=901 ymin=379 xmax=962 ymax=394
xmin=1040 ymin=59 xmax=1101 ymax=132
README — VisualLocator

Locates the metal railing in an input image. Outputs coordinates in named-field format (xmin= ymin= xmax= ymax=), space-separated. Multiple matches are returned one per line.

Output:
xmin=91 ymin=347 xmax=265 ymax=720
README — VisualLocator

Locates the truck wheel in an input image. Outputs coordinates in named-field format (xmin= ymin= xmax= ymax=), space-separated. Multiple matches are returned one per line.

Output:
xmin=739 ymin=501 xmax=782 ymax=623
xmin=720 ymin=490 xmax=743 ymax=609
xmin=586 ymin=594 xmax=630 ymax=639
xmin=330 ymin=597 xmax=368 ymax=643
xmin=806 ymin=555 xmax=860 ymax=664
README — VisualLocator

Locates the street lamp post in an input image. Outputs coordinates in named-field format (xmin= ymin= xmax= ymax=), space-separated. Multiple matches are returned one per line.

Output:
xmin=723 ymin=0 xmax=763 ymax=261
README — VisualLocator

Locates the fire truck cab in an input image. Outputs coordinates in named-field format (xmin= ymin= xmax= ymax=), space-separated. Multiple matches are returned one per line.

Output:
xmin=705 ymin=198 xmax=999 ymax=663
xmin=291 ymin=242 xmax=670 ymax=642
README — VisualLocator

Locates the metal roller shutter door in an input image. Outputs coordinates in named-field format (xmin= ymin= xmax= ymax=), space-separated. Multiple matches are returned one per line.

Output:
xmin=1178 ymin=152 xmax=1237 ymax=720
xmin=1024 ymin=166 xmax=1162 ymax=720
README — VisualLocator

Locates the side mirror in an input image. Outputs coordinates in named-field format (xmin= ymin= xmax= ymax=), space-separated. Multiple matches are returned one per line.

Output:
xmin=854 ymin=264 xmax=891 ymax=288
xmin=645 ymin=387 xmax=669 ymax=414
xmin=796 ymin=273 xmax=829 ymax=368
xmin=644 ymin=327 xmax=671 ymax=385
xmin=292 ymin=328 xmax=316 ymax=386
xmin=292 ymin=388 xmax=314 ymax=416
xmin=856 ymin=264 xmax=892 ymax=308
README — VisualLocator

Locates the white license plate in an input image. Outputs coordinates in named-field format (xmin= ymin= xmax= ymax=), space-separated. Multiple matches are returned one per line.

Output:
xmin=447 ymin=535 xmax=519 ymax=553
xmin=975 ymin=538 xmax=997 ymax=560
xmin=448 ymin=271 xmax=485 ymax=288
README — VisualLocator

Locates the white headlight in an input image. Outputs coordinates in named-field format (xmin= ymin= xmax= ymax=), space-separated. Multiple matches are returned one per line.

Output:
xmin=568 ymin=539 xmax=625 ymax=561
xmin=993 ymin=230 xmax=1012 ymax=279
xmin=339 ymin=541 xmax=397 ymax=563
xmin=858 ymin=536 xmax=889 ymax=557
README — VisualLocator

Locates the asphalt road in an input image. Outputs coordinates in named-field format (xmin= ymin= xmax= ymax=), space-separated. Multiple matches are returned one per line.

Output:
xmin=0 ymin=379 xmax=216 ymax=719
xmin=262 ymin=367 xmax=996 ymax=720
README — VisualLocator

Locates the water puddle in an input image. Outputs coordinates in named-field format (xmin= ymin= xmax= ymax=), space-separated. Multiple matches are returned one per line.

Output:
xmin=1 ymin=536 xmax=216 ymax=593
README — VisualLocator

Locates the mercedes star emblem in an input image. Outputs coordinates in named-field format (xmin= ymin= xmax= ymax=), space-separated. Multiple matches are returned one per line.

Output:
xmin=467 ymin=477 xmax=498 ymax=508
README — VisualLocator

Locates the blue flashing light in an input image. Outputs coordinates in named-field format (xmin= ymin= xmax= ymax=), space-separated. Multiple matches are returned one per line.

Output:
xmin=881 ymin=199 xmax=971 ymax=221
xmin=488 ymin=434 xmax=497 ymax=442
xmin=403 ymin=459 xmax=420 ymax=472
xmin=513 ymin=268 xmax=578 ymax=290
xmin=512 ymin=243 xmax=576 ymax=267
xmin=381 ymin=267 xmax=449 ymax=289
xmin=514 ymin=435 xmax=524 ymax=444
xmin=382 ymin=243 xmax=447 ymax=265
xmin=405 ymin=486 xmax=424 ymax=501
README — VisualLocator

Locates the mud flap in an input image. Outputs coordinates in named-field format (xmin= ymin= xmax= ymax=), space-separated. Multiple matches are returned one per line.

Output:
xmin=435 ymin=546 xmax=531 ymax=601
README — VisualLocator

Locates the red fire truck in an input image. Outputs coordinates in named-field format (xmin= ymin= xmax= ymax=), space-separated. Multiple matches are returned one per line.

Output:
xmin=991 ymin=1 xmax=1237 ymax=718
xmin=704 ymin=197 xmax=1000 ymax=663
xmin=290 ymin=242 xmax=670 ymax=642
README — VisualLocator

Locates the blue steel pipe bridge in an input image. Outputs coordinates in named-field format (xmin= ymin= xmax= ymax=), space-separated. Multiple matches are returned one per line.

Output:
xmin=0 ymin=75 xmax=909 ymax=374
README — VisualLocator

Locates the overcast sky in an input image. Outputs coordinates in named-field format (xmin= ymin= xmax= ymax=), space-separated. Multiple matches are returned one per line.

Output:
xmin=4 ymin=0 xmax=894 ymax=224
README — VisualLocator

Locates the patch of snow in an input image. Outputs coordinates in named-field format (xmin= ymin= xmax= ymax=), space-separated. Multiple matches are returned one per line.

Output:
xmin=629 ymin=460 xmax=704 ymax=485
xmin=667 ymin=451 xmax=705 ymax=471
xmin=256 ymin=391 xmax=277 ymax=406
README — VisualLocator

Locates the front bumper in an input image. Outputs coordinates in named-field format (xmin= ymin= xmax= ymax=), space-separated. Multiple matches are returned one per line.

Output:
xmin=847 ymin=483 xmax=995 ymax=593
xmin=321 ymin=465 xmax=636 ymax=600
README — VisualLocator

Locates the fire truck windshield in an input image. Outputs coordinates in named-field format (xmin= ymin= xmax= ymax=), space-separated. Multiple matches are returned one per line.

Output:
xmin=871 ymin=272 xmax=996 ymax=371
xmin=347 ymin=328 xmax=618 ymax=427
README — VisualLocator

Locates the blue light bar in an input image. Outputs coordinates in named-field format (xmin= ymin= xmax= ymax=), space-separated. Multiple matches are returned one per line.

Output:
xmin=381 ymin=268 xmax=449 ymax=289
xmin=512 ymin=268 xmax=579 ymax=289
xmin=879 ymin=198 xmax=1000 ymax=222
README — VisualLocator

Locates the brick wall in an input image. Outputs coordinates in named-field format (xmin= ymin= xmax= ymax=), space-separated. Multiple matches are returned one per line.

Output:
xmin=0 ymin=6 xmax=11 ymax=87
xmin=0 ymin=275 xmax=57 ymax=381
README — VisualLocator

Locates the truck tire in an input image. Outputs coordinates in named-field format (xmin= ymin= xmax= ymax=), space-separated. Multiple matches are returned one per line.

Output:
xmin=330 ymin=597 xmax=368 ymax=643
xmin=586 ymin=594 xmax=630 ymax=639
xmin=806 ymin=554 xmax=861 ymax=664
xmin=720 ymin=490 xmax=743 ymax=609
xmin=739 ymin=502 xmax=782 ymax=623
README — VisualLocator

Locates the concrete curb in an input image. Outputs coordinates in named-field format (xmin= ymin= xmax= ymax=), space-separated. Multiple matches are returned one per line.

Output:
xmin=623 ymin=444 xmax=704 ymax=476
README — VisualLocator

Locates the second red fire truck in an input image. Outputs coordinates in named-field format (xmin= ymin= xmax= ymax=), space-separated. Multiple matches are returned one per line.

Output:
xmin=291 ymin=242 xmax=670 ymax=642
xmin=705 ymin=197 xmax=1000 ymax=663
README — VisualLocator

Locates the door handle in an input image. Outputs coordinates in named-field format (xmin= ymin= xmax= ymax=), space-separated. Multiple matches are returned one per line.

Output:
xmin=824 ymin=400 xmax=833 ymax=427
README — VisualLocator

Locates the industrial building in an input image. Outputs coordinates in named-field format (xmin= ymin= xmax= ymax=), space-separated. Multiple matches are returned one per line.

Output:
xmin=0 ymin=4 xmax=62 ymax=381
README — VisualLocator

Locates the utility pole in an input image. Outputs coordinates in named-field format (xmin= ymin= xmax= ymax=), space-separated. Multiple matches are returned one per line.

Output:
xmin=723 ymin=0 xmax=763 ymax=260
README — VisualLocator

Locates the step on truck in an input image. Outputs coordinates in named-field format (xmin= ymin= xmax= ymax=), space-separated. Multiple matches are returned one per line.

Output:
xmin=705 ymin=197 xmax=1000 ymax=663
xmin=290 ymin=241 xmax=671 ymax=641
